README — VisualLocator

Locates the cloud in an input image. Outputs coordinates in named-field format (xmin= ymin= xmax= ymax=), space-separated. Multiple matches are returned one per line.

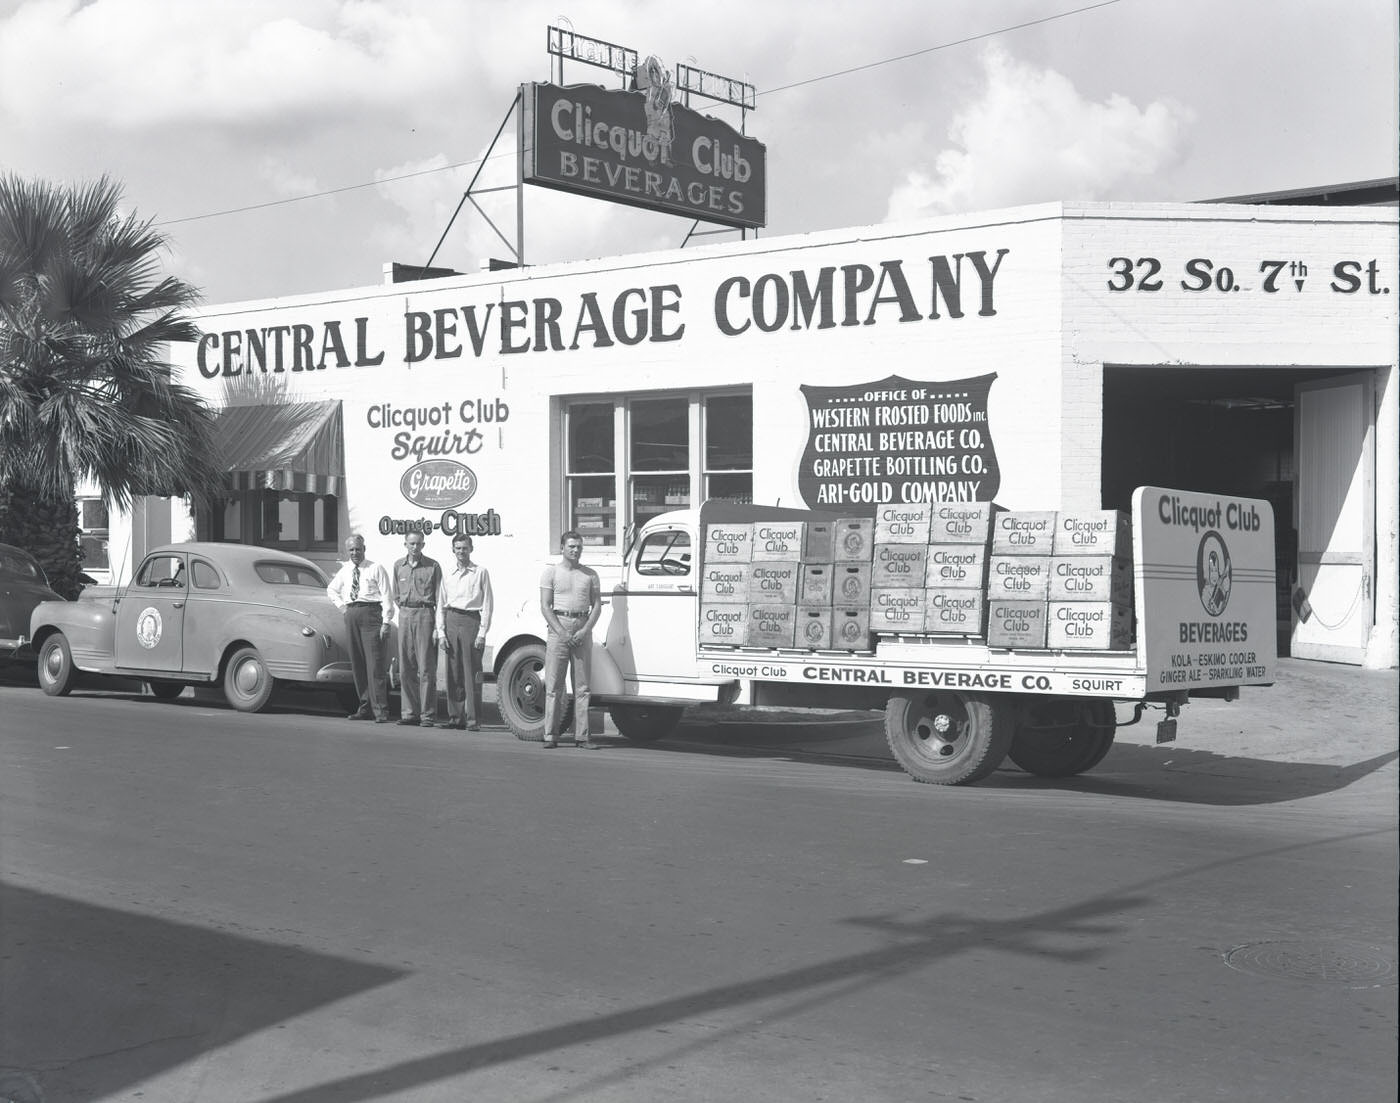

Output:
xmin=885 ymin=47 xmax=1194 ymax=221
xmin=0 ymin=0 xmax=474 ymax=129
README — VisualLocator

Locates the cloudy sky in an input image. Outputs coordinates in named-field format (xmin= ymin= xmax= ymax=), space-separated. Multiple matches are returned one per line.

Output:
xmin=2 ymin=0 xmax=1394 ymax=306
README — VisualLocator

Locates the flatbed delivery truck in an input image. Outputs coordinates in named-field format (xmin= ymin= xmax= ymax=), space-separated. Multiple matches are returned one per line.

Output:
xmin=491 ymin=485 xmax=1276 ymax=785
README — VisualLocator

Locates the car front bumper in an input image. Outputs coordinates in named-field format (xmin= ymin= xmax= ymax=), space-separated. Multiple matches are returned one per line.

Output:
xmin=314 ymin=662 xmax=355 ymax=684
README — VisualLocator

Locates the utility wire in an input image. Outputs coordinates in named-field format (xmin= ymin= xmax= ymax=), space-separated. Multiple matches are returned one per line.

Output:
xmin=157 ymin=0 xmax=1123 ymax=228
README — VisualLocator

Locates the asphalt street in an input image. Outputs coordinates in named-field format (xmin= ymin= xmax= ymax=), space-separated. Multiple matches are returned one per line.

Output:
xmin=0 ymin=661 xmax=1395 ymax=1102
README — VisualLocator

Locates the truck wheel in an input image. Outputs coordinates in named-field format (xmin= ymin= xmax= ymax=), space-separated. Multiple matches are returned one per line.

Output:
xmin=146 ymin=679 xmax=185 ymax=700
xmin=223 ymin=646 xmax=275 ymax=713
xmin=610 ymin=704 xmax=682 ymax=743
xmin=1008 ymin=699 xmax=1117 ymax=777
xmin=498 ymin=642 xmax=573 ymax=742
xmin=884 ymin=690 xmax=1013 ymax=785
xmin=37 ymin=633 xmax=76 ymax=697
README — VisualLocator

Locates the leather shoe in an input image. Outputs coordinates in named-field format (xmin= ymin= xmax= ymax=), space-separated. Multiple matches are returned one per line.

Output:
xmin=347 ymin=710 xmax=371 ymax=720
xmin=374 ymin=716 xmax=389 ymax=723
xmin=575 ymin=740 xmax=600 ymax=750
xmin=542 ymin=739 xmax=558 ymax=748
xmin=466 ymin=722 xmax=480 ymax=731
xmin=420 ymin=718 xmax=435 ymax=728
xmin=396 ymin=716 xmax=418 ymax=726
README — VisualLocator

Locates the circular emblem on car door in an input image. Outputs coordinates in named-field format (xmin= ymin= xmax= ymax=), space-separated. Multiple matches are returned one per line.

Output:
xmin=136 ymin=607 xmax=163 ymax=649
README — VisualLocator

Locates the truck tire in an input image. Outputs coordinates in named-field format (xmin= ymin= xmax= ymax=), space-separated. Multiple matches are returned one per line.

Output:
xmin=884 ymin=690 xmax=1013 ymax=785
xmin=610 ymin=703 xmax=682 ymax=743
xmin=37 ymin=632 xmax=76 ymax=697
xmin=498 ymin=642 xmax=573 ymax=742
xmin=223 ymin=646 xmax=275 ymax=713
xmin=1008 ymin=699 xmax=1117 ymax=777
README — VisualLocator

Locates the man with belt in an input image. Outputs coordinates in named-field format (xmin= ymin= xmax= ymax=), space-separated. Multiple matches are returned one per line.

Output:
xmin=538 ymin=530 xmax=602 ymax=749
xmin=392 ymin=530 xmax=443 ymax=727
xmin=436 ymin=533 xmax=493 ymax=731
xmin=326 ymin=533 xmax=392 ymax=723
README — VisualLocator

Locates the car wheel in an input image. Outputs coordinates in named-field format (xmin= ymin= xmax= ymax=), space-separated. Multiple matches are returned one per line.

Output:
xmin=884 ymin=690 xmax=1013 ymax=785
xmin=146 ymin=679 xmax=185 ymax=701
xmin=223 ymin=646 xmax=275 ymax=713
xmin=1008 ymin=699 xmax=1117 ymax=777
xmin=498 ymin=641 xmax=573 ymax=742
xmin=37 ymin=633 xmax=76 ymax=697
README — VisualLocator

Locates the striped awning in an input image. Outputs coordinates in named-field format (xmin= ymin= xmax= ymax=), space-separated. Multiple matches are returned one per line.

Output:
xmin=212 ymin=400 xmax=344 ymax=496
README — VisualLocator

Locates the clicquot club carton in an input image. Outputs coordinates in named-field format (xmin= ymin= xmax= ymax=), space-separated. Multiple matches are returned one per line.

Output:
xmin=746 ymin=604 xmax=797 ymax=648
xmin=1047 ymin=602 xmax=1134 ymax=650
xmin=1047 ymin=556 xmax=1132 ymax=604
xmin=796 ymin=606 xmax=832 ymax=649
xmin=750 ymin=521 xmax=805 ymax=562
xmin=703 ymin=523 xmax=753 ymax=564
xmin=700 ymin=563 xmax=750 ymax=603
xmin=873 ymin=503 xmax=932 ymax=544
xmin=871 ymin=543 xmax=929 ymax=588
xmin=987 ymin=600 xmax=1048 ymax=648
xmin=924 ymin=544 xmax=988 ymax=589
xmin=986 ymin=555 xmax=1052 ymax=600
xmin=1052 ymin=510 xmax=1131 ymax=558
xmin=799 ymin=564 xmax=834 ymax=606
xmin=924 ymin=589 xmax=987 ymax=636
xmin=830 ymin=607 xmax=872 ymax=651
xmin=697 ymin=604 xmax=748 ymax=647
xmin=869 ymin=588 xmax=925 ymax=633
xmin=927 ymin=502 xmax=1003 ymax=545
xmin=832 ymin=518 xmax=875 ymax=562
xmin=746 ymin=562 xmax=800 ymax=605
xmin=991 ymin=511 xmax=1057 ymax=556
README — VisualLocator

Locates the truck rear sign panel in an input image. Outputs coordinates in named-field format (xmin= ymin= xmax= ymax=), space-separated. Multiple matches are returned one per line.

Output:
xmin=798 ymin=373 xmax=1001 ymax=510
xmin=1136 ymin=487 xmax=1277 ymax=688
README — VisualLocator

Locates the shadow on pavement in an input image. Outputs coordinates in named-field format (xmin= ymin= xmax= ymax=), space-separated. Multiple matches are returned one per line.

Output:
xmin=0 ymin=882 xmax=404 ymax=1102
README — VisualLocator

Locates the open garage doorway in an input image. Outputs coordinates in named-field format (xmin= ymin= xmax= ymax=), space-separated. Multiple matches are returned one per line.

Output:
xmin=1102 ymin=365 xmax=1377 ymax=661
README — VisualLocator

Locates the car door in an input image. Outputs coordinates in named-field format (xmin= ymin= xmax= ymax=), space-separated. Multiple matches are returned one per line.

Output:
xmin=604 ymin=524 xmax=701 ymax=689
xmin=114 ymin=552 xmax=188 ymax=672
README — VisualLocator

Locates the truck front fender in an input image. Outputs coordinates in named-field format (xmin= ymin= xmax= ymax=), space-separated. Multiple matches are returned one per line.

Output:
xmin=589 ymin=637 xmax=625 ymax=696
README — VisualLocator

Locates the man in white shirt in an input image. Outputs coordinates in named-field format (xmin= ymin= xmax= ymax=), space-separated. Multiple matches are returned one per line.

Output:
xmin=437 ymin=533 xmax=493 ymax=730
xmin=326 ymin=533 xmax=393 ymax=723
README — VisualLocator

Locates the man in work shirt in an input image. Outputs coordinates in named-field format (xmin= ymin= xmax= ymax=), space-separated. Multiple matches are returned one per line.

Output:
xmin=393 ymin=530 xmax=442 ymax=726
xmin=326 ymin=533 xmax=393 ymax=723
xmin=436 ymin=533 xmax=493 ymax=731
xmin=538 ymin=530 xmax=602 ymax=749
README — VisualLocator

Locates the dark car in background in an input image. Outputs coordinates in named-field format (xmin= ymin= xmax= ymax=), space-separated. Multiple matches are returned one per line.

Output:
xmin=0 ymin=542 xmax=63 ymax=666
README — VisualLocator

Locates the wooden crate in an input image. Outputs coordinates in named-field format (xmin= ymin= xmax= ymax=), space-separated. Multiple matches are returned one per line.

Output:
xmin=750 ymin=520 xmax=805 ymax=561
xmin=987 ymin=600 xmax=1048 ymax=648
xmin=799 ymin=564 xmax=835 ymax=606
xmin=700 ymin=563 xmax=749 ymax=603
xmin=832 ymin=518 xmax=875 ymax=562
xmin=987 ymin=555 xmax=1051 ymax=600
xmin=869 ymin=588 xmax=925 ymax=633
xmin=697 ymin=604 xmax=748 ymax=647
xmin=924 ymin=589 xmax=987 ymax=636
xmin=1053 ymin=510 xmax=1130 ymax=557
xmin=746 ymin=603 xmax=797 ymax=648
xmin=874 ymin=503 xmax=932 ymax=544
xmin=832 ymin=563 xmax=873 ymax=606
xmin=1047 ymin=602 xmax=1134 ymax=650
xmin=747 ymin=561 xmax=800 ymax=604
xmin=803 ymin=521 xmax=835 ymax=563
xmin=703 ymin=523 xmax=753 ymax=564
xmin=1047 ymin=556 xmax=1132 ymax=603
xmin=795 ymin=606 xmax=832 ymax=649
xmin=830 ymin=607 xmax=873 ymax=651
xmin=991 ymin=510 xmax=1057 ymax=556
xmin=928 ymin=502 xmax=1002 ymax=545
xmin=871 ymin=543 xmax=928 ymax=588
xmin=925 ymin=544 xmax=988 ymax=589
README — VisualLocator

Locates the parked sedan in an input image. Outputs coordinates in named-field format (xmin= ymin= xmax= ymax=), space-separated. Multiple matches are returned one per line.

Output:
xmin=1 ymin=542 xmax=63 ymax=665
xmin=28 ymin=542 xmax=355 ymax=712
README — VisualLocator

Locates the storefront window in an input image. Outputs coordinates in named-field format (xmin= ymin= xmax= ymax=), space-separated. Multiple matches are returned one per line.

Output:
xmin=566 ymin=402 xmax=616 ymax=546
xmin=704 ymin=394 xmax=753 ymax=503
xmin=561 ymin=389 xmax=751 ymax=545
xmin=630 ymin=397 xmax=690 ymax=528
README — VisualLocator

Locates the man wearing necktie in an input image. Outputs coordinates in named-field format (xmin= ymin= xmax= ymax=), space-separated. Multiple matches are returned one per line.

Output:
xmin=327 ymin=534 xmax=393 ymax=722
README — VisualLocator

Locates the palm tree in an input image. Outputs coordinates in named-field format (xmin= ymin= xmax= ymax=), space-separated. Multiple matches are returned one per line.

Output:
xmin=0 ymin=174 xmax=221 ymax=596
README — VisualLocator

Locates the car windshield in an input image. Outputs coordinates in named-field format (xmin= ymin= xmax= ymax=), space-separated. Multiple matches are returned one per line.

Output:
xmin=254 ymin=561 xmax=328 ymax=588
xmin=0 ymin=550 xmax=45 ymax=583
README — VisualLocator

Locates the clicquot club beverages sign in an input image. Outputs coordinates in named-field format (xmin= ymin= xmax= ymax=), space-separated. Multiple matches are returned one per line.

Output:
xmin=522 ymin=81 xmax=767 ymax=229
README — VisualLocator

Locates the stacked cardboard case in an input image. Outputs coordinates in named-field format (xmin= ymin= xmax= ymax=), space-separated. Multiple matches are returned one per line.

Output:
xmin=699 ymin=506 xmax=1132 ymax=653
xmin=700 ymin=517 xmax=875 ymax=651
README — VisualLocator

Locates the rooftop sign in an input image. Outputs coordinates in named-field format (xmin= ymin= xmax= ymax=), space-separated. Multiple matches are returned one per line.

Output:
xmin=520 ymin=75 xmax=767 ymax=229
